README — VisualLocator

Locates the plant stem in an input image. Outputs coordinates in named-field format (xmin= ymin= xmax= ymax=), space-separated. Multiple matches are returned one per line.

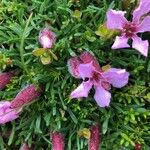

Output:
xmin=20 ymin=13 xmax=34 ymax=83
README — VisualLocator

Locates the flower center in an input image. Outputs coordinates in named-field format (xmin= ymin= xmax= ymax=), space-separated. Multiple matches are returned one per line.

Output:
xmin=122 ymin=22 xmax=137 ymax=38
xmin=92 ymin=72 xmax=100 ymax=83
xmin=92 ymin=71 xmax=110 ymax=90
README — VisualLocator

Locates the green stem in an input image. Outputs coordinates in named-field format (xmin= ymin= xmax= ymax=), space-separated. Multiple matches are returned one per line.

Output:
xmin=20 ymin=13 xmax=34 ymax=83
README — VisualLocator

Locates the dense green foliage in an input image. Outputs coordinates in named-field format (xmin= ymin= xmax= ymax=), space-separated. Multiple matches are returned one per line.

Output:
xmin=0 ymin=0 xmax=150 ymax=149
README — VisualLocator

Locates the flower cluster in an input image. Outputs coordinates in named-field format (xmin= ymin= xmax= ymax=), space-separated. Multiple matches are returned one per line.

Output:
xmin=0 ymin=0 xmax=149 ymax=148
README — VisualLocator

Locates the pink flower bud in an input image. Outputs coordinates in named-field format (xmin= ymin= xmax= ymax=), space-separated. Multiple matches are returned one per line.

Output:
xmin=0 ymin=70 xmax=16 ymax=90
xmin=88 ymin=124 xmax=100 ymax=150
xmin=10 ymin=84 xmax=44 ymax=109
xmin=19 ymin=143 xmax=34 ymax=150
xmin=39 ymin=28 xmax=56 ymax=48
xmin=0 ymin=101 xmax=19 ymax=124
xmin=51 ymin=132 xmax=65 ymax=150
xmin=135 ymin=143 xmax=142 ymax=150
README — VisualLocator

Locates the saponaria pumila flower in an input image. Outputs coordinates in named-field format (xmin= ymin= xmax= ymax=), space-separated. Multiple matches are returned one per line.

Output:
xmin=106 ymin=0 xmax=150 ymax=56
xmin=39 ymin=28 xmax=56 ymax=49
xmin=68 ymin=51 xmax=129 ymax=107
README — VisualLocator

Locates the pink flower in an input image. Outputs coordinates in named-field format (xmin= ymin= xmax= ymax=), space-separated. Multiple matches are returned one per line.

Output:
xmin=0 ymin=101 xmax=19 ymax=124
xmin=10 ymin=84 xmax=44 ymax=109
xmin=39 ymin=28 xmax=56 ymax=48
xmin=68 ymin=52 xmax=129 ymax=107
xmin=106 ymin=0 xmax=150 ymax=56
xmin=88 ymin=124 xmax=100 ymax=150
xmin=51 ymin=132 xmax=65 ymax=150
xmin=0 ymin=70 xmax=16 ymax=90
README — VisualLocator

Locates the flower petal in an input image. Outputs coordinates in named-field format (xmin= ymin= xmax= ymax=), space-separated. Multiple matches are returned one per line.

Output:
xmin=0 ymin=101 xmax=19 ymax=124
xmin=133 ymin=0 xmax=150 ymax=23
xmin=138 ymin=16 xmax=150 ymax=33
xmin=112 ymin=36 xmax=130 ymax=49
xmin=103 ymin=68 xmax=129 ymax=88
xmin=106 ymin=9 xmax=127 ymax=29
xmin=94 ymin=86 xmax=111 ymax=107
xmin=0 ymin=101 xmax=11 ymax=110
xmin=71 ymin=80 xmax=93 ymax=98
xmin=67 ymin=57 xmax=81 ymax=78
xmin=132 ymin=36 xmax=149 ymax=57
xmin=80 ymin=52 xmax=102 ymax=72
xmin=0 ymin=109 xmax=19 ymax=124
xmin=78 ymin=62 xmax=94 ymax=79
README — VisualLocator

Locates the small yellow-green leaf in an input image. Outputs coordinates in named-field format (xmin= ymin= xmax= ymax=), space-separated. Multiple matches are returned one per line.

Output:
xmin=77 ymin=128 xmax=91 ymax=139
xmin=73 ymin=10 xmax=82 ymax=20
xmin=102 ymin=64 xmax=111 ymax=72
xmin=32 ymin=48 xmax=46 ymax=57
xmin=84 ymin=31 xmax=96 ymax=42
xmin=95 ymin=24 xmax=119 ymax=39
xmin=40 ymin=55 xmax=51 ymax=65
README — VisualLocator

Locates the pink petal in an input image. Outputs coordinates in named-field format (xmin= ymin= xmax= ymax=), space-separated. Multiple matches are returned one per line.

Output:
xmin=106 ymin=9 xmax=127 ymax=29
xmin=94 ymin=86 xmax=111 ymax=107
xmin=71 ymin=80 xmax=93 ymax=98
xmin=0 ymin=101 xmax=19 ymax=124
xmin=103 ymin=68 xmax=129 ymax=88
xmin=67 ymin=57 xmax=81 ymax=78
xmin=112 ymin=36 xmax=130 ymax=49
xmin=78 ymin=62 xmax=94 ymax=79
xmin=80 ymin=52 xmax=102 ymax=72
xmin=138 ymin=16 xmax=150 ymax=33
xmin=0 ymin=101 xmax=11 ymax=110
xmin=132 ymin=0 xmax=150 ymax=23
xmin=132 ymin=36 xmax=149 ymax=57
xmin=0 ymin=111 xmax=19 ymax=124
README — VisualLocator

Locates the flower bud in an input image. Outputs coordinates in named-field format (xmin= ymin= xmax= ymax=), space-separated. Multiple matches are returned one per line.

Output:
xmin=0 ymin=70 xmax=16 ymax=90
xmin=39 ymin=28 xmax=56 ymax=49
xmin=51 ymin=132 xmax=65 ymax=150
xmin=88 ymin=124 xmax=100 ymax=150
xmin=10 ymin=84 xmax=44 ymax=109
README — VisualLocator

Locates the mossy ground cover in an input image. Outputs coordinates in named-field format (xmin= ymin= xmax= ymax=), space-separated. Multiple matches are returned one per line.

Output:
xmin=0 ymin=0 xmax=150 ymax=149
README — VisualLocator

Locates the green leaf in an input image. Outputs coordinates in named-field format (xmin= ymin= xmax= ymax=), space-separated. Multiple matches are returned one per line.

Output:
xmin=102 ymin=117 xmax=109 ymax=134
xmin=35 ymin=116 xmax=42 ymax=134
xmin=32 ymin=48 xmax=46 ymax=57
xmin=8 ymin=124 xmax=15 ymax=146
xmin=40 ymin=55 xmax=52 ymax=65
xmin=67 ymin=109 xmax=78 ymax=124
